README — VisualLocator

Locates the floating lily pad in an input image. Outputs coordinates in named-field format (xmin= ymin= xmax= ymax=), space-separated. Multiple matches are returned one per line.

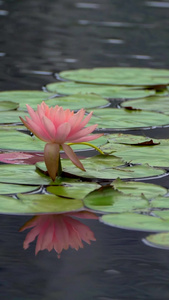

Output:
xmin=143 ymin=232 xmax=169 ymax=250
xmin=0 ymin=130 xmax=107 ymax=152
xmin=46 ymin=81 xmax=154 ymax=99
xmin=0 ymin=183 xmax=40 ymax=194
xmin=47 ymin=182 xmax=100 ymax=199
xmin=101 ymin=134 xmax=169 ymax=167
xmin=45 ymin=93 xmax=109 ymax=109
xmin=112 ymin=178 xmax=167 ymax=198
xmin=0 ymin=90 xmax=54 ymax=110
xmin=0 ymin=193 xmax=83 ymax=215
xmin=121 ymin=96 xmax=169 ymax=114
xmin=150 ymin=196 xmax=169 ymax=209
xmin=59 ymin=67 xmax=169 ymax=86
xmin=0 ymin=101 xmax=19 ymax=111
xmin=101 ymin=213 xmax=169 ymax=232
xmin=0 ymin=111 xmax=28 ymax=124
xmin=90 ymin=108 xmax=169 ymax=129
xmin=37 ymin=155 xmax=166 ymax=180
xmin=84 ymin=187 xmax=148 ymax=213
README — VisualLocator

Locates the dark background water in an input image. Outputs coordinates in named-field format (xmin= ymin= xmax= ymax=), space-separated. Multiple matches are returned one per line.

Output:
xmin=1 ymin=0 xmax=169 ymax=299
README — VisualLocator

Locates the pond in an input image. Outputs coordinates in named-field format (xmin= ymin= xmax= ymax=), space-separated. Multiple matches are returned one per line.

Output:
xmin=1 ymin=0 xmax=169 ymax=299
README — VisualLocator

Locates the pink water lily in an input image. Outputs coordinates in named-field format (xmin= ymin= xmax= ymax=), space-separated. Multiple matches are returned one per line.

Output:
xmin=20 ymin=211 xmax=98 ymax=257
xmin=20 ymin=102 xmax=103 ymax=180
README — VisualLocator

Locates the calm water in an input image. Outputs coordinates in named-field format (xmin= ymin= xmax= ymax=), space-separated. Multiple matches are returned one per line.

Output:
xmin=1 ymin=0 xmax=169 ymax=299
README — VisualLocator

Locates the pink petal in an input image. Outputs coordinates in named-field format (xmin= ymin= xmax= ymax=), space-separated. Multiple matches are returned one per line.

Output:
xmin=55 ymin=122 xmax=71 ymax=144
xmin=67 ymin=124 xmax=98 ymax=141
xmin=44 ymin=143 xmax=60 ymax=181
xmin=69 ymin=133 xmax=103 ymax=143
xmin=26 ymin=104 xmax=40 ymax=124
xmin=42 ymin=115 xmax=57 ymax=140
xmin=62 ymin=144 xmax=85 ymax=171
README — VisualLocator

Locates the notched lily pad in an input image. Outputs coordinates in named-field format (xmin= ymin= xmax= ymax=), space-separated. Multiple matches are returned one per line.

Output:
xmin=0 ymin=101 xmax=19 ymax=111
xmin=0 ymin=193 xmax=83 ymax=215
xmin=59 ymin=67 xmax=169 ymax=86
xmin=101 ymin=213 xmax=169 ymax=232
xmin=101 ymin=134 xmax=169 ymax=167
xmin=46 ymin=81 xmax=154 ymax=99
xmin=90 ymin=108 xmax=169 ymax=130
xmin=84 ymin=186 xmax=148 ymax=213
xmin=121 ymin=96 xmax=169 ymax=114
xmin=0 ymin=183 xmax=40 ymax=195
xmin=143 ymin=232 xmax=169 ymax=250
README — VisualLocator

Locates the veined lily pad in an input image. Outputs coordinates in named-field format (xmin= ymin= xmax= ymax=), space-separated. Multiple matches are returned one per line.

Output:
xmin=90 ymin=108 xmax=169 ymax=129
xmin=46 ymin=81 xmax=154 ymax=99
xmin=0 ymin=193 xmax=83 ymax=215
xmin=0 ymin=183 xmax=40 ymax=194
xmin=59 ymin=67 xmax=169 ymax=86
xmin=101 ymin=134 xmax=169 ymax=167
xmin=37 ymin=156 xmax=166 ymax=180
xmin=45 ymin=93 xmax=109 ymax=109
xmin=112 ymin=178 xmax=167 ymax=197
xmin=0 ymin=130 xmax=107 ymax=152
xmin=84 ymin=187 xmax=149 ymax=213
xmin=143 ymin=232 xmax=169 ymax=250
xmin=121 ymin=96 xmax=169 ymax=114
xmin=0 ymin=101 xmax=19 ymax=111
xmin=101 ymin=213 xmax=169 ymax=232
xmin=0 ymin=91 xmax=54 ymax=110
xmin=150 ymin=196 xmax=169 ymax=208
xmin=47 ymin=182 xmax=100 ymax=199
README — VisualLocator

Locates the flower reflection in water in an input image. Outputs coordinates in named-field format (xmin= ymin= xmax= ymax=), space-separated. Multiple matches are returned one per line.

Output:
xmin=20 ymin=211 xmax=98 ymax=258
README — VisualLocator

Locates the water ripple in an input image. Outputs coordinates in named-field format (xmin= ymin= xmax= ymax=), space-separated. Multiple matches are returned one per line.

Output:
xmin=145 ymin=1 xmax=169 ymax=8
xmin=75 ymin=2 xmax=100 ymax=9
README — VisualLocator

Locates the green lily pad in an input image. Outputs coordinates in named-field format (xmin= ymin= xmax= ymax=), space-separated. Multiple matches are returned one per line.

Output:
xmin=0 ymin=164 xmax=69 ymax=185
xmin=0 ymin=101 xmax=19 ymax=111
xmin=46 ymin=81 xmax=154 ymax=99
xmin=59 ymin=67 xmax=169 ymax=86
xmin=150 ymin=196 xmax=169 ymax=209
xmin=84 ymin=187 xmax=148 ymax=213
xmin=90 ymin=108 xmax=169 ymax=129
xmin=45 ymin=93 xmax=109 ymax=109
xmin=0 ymin=111 xmax=28 ymax=124
xmin=101 ymin=134 xmax=169 ymax=167
xmin=143 ymin=232 xmax=169 ymax=249
xmin=112 ymin=178 xmax=167 ymax=197
xmin=0 ymin=90 xmax=54 ymax=111
xmin=0 ymin=193 xmax=83 ymax=215
xmin=121 ymin=96 xmax=169 ymax=114
xmin=0 ymin=183 xmax=40 ymax=194
xmin=47 ymin=182 xmax=100 ymax=199
xmin=37 ymin=155 xmax=166 ymax=180
xmin=0 ymin=130 xmax=107 ymax=152
xmin=101 ymin=213 xmax=169 ymax=232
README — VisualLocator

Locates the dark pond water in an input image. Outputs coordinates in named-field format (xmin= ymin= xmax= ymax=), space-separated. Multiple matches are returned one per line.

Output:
xmin=1 ymin=0 xmax=169 ymax=299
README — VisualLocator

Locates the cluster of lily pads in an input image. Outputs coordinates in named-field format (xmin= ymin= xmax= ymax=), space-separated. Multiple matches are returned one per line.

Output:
xmin=1 ymin=67 xmax=169 ymax=250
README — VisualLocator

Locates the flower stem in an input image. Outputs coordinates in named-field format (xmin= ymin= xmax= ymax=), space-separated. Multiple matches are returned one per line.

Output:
xmin=67 ymin=142 xmax=105 ymax=155
xmin=57 ymin=154 xmax=62 ymax=177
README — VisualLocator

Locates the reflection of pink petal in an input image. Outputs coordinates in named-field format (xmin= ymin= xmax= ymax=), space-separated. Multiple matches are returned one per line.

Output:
xmin=0 ymin=152 xmax=44 ymax=164
xmin=20 ymin=212 xmax=98 ymax=257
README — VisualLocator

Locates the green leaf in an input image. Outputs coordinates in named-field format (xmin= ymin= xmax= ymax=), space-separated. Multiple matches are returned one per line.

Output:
xmin=47 ymin=182 xmax=100 ymax=199
xmin=101 ymin=213 xmax=169 ymax=232
xmin=144 ymin=232 xmax=169 ymax=249
xmin=150 ymin=196 xmax=169 ymax=208
xmin=84 ymin=187 xmax=148 ymax=213
xmin=37 ymin=155 xmax=166 ymax=180
xmin=101 ymin=134 xmax=169 ymax=167
xmin=121 ymin=96 xmax=169 ymax=114
xmin=0 ymin=90 xmax=54 ymax=110
xmin=90 ymin=108 xmax=169 ymax=129
xmin=46 ymin=93 xmax=109 ymax=109
xmin=0 ymin=101 xmax=19 ymax=111
xmin=0 ymin=183 xmax=40 ymax=194
xmin=112 ymin=178 xmax=167 ymax=198
xmin=59 ymin=67 xmax=169 ymax=86
xmin=0 ymin=193 xmax=83 ymax=215
xmin=46 ymin=81 xmax=154 ymax=99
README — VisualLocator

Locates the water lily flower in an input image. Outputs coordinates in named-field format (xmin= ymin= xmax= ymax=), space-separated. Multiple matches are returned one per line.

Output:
xmin=20 ymin=211 xmax=98 ymax=257
xmin=20 ymin=102 xmax=103 ymax=180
